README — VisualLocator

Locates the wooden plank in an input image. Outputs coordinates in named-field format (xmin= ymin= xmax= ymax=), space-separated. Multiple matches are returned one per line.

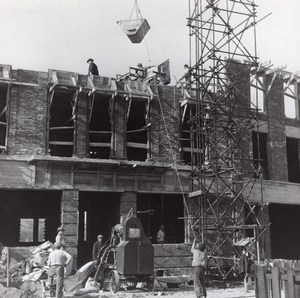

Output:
xmin=286 ymin=266 xmax=295 ymax=298
xmin=255 ymin=265 xmax=268 ymax=298
xmin=272 ymin=265 xmax=281 ymax=298
xmin=49 ymin=141 xmax=73 ymax=145
xmin=127 ymin=142 xmax=147 ymax=149
xmin=187 ymin=189 xmax=205 ymax=198
xmin=89 ymin=142 xmax=111 ymax=147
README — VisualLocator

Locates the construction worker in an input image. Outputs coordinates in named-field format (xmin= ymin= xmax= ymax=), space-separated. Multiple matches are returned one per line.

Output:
xmin=156 ymin=225 xmax=165 ymax=244
xmin=136 ymin=63 xmax=147 ymax=80
xmin=48 ymin=242 xmax=72 ymax=298
xmin=55 ymin=226 xmax=66 ymax=247
xmin=191 ymin=239 xmax=207 ymax=298
xmin=87 ymin=58 xmax=99 ymax=76
xmin=239 ymin=248 xmax=254 ymax=292
xmin=92 ymin=234 xmax=103 ymax=261
xmin=179 ymin=64 xmax=192 ymax=87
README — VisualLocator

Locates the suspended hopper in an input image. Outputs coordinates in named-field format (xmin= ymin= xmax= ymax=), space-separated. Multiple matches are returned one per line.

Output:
xmin=117 ymin=19 xmax=150 ymax=44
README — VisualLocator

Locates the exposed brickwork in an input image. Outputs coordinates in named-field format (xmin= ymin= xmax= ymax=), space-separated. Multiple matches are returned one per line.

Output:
xmin=61 ymin=189 xmax=79 ymax=268
xmin=8 ymin=70 xmax=48 ymax=155
xmin=151 ymin=85 xmax=181 ymax=163
xmin=76 ymin=91 xmax=88 ymax=157
xmin=112 ymin=95 xmax=126 ymax=159
xmin=265 ymin=74 xmax=289 ymax=181
xmin=260 ymin=205 xmax=271 ymax=259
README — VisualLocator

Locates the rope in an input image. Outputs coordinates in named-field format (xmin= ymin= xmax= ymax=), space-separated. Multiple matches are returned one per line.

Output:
xmin=155 ymin=84 xmax=196 ymax=241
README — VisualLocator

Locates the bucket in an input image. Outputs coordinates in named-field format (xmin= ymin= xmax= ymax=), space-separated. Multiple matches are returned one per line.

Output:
xmin=117 ymin=19 xmax=150 ymax=43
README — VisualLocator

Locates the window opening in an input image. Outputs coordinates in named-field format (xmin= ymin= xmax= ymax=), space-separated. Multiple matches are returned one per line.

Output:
xmin=126 ymin=97 xmax=150 ymax=161
xmin=250 ymin=75 xmax=264 ymax=113
xmin=84 ymin=211 xmax=88 ymax=242
xmin=252 ymin=131 xmax=268 ymax=179
xmin=48 ymin=89 xmax=78 ymax=156
xmin=19 ymin=218 xmax=46 ymax=243
xmin=38 ymin=218 xmax=46 ymax=242
xmin=89 ymin=93 xmax=112 ymax=159
xmin=284 ymin=77 xmax=298 ymax=119
xmin=0 ymin=85 xmax=9 ymax=150
xmin=19 ymin=218 xmax=34 ymax=242
xmin=180 ymin=102 xmax=204 ymax=165
xmin=286 ymin=137 xmax=300 ymax=183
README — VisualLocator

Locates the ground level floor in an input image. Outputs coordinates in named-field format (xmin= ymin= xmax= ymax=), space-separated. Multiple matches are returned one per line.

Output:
xmin=0 ymin=189 xmax=300 ymax=269
xmin=0 ymin=189 xmax=185 ymax=267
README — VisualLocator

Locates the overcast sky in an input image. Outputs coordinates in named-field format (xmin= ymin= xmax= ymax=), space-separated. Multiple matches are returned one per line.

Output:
xmin=0 ymin=0 xmax=299 ymax=82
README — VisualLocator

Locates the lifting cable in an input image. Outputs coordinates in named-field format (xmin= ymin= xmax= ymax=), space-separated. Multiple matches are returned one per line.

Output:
xmin=155 ymin=84 xmax=196 ymax=241
xmin=129 ymin=0 xmax=152 ymax=65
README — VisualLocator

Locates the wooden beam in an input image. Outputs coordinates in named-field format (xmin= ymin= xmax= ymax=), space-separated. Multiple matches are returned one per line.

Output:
xmin=127 ymin=142 xmax=147 ymax=149
xmin=89 ymin=142 xmax=111 ymax=147
xmin=49 ymin=141 xmax=73 ymax=145
xmin=187 ymin=189 xmax=205 ymax=198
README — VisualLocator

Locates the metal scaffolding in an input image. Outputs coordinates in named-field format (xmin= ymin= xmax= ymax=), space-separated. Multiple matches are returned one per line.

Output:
xmin=184 ymin=0 xmax=267 ymax=280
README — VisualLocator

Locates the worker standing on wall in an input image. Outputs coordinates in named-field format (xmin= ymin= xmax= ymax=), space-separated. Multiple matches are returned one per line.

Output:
xmin=136 ymin=63 xmax=147 ymax=80
xmin=92 ymin=234 xmax=103 ymax=261
xmin=48 ymin=243 xmax=72 ymax=298
xmin=191 ymin=238 xmax=207 ymax=298
xmin=87 ymin=58 xmax=99 ymax=76
xmin=179 ymin=64 xmax=192 ymax=87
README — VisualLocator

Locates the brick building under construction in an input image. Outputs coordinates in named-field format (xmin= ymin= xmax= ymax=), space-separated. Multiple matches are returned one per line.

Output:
xmin=0 ymin=60 xmax=299 ymax=273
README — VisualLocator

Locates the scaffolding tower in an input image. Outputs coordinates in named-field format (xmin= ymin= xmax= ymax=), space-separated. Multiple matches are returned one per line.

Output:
xmin=184 ymin=0 xmax=267 ymax=279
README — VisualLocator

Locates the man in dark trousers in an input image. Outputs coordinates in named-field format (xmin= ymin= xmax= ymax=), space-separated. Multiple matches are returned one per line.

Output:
xmin=191 ymin=238 xmax=207 ymax=298
xmin=48 ymin=242 xmax=72 ymax=298
xmin=92 ymin=234 xmax=103 ymax=261
xmin=87 ymin=58 xmax=99 ymax=76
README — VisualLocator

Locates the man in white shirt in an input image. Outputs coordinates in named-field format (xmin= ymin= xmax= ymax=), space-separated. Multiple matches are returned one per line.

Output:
xmin=48 ymin=242 xmax=72 ymax=298
xmin=156 ymin=225 xmax=165 ymax=244
xmin=55 ymin=226 xmax=66 ymax=247
xmin=191 ymin=239 xmax=207 ymax=298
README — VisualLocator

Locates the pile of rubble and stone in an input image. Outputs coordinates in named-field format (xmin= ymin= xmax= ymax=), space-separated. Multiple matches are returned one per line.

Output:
xmin=0 ymin=242 xmax=104 ymax=297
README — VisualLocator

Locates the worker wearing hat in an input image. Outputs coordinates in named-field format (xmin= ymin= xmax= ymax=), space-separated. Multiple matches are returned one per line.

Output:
xmin=87 ymin=58 xmax=99 ymax=76
xmin=55 ymin=226 xmax=66 ymax=248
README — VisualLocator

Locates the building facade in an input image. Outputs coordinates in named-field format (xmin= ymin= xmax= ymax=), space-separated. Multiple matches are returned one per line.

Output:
xmin=0 ymin=64 xmax=299 ymax=269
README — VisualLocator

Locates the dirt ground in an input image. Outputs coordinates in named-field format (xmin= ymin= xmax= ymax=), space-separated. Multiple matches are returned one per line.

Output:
xmin=64 ymin=285 xmax=255 ymax=298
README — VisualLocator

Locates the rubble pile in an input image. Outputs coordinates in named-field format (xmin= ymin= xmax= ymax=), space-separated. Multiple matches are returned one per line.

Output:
xmin=0 ymin=241 xmax=53 ymax=286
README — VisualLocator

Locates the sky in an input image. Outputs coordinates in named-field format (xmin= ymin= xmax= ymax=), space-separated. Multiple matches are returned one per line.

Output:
xmin=0 ymin=0 xmax=299 ymax=83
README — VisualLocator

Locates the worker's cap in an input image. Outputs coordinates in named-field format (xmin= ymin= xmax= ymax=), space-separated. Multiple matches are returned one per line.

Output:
xmin=198 ymin=243 xmax=205 ymax=252
xmin=57 ymin=226 xmax=65 ymax=232
xmin=97 ymin=235 xmax=103 ymax=238
xmin=87 ymin=58 xmax=94 ymax=63
xmin=137 ymin=63 xmax=143 ymax=67
xmin=184 ymin=64 xmax=189 ymax=67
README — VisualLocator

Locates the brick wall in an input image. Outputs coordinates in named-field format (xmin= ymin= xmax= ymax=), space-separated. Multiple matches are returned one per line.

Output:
xmin=61 ymin=189 xmax=79 ymax=268
xmin=112 ymin=95 xmax=126 ymax=159
xmin=8 ymin=70 xmax=48 ymax=155
xmin=265 ymin=74 xmax=289 ymax=181
xmin=76 ymin=91 xmax=88 ymax=157
xmin=151 ymin=85 xmax=181 ymax=163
